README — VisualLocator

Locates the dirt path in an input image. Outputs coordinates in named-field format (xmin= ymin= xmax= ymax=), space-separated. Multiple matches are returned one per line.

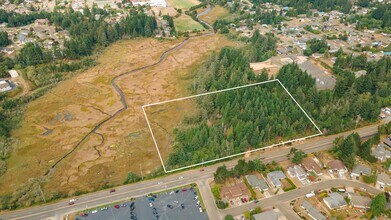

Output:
xmin=44 ymin=7 xmax=216 ymax=177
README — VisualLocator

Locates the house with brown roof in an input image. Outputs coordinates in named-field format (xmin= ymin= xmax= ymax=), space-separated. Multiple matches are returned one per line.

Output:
xmin=220 ymin=182 xmax=249 ymax=200
xmin=327 ymin=160 xmax=348 ymax=176
xmin=302 ymin=157 xmax=323 ymax=176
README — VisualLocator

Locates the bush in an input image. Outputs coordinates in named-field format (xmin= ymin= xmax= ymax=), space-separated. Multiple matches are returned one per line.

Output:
xmin=216 ymin=200 xmax=228 ymax=209
xmin=124 ymin=172 xmax=141 ymax=184
xmin=225 ymin=215 xmax=234 ymax=220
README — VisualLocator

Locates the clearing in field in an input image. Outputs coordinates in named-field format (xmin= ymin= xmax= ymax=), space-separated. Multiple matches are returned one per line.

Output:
xmin=0 ymin=34 xmax=234 ymax=196
xmin=167 ymin=0 xmax=200 ymax=9
xmin=143 ymin=79 xmax=322 ymax=172
xmin=174 ymin=14 xmax=205 ymax=32
xmin=198 ymin=5 xmax=231 ymax=24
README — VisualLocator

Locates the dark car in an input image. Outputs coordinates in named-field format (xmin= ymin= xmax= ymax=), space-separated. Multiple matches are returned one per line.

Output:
xmin=181 ymin=204 xmax=185 ymax=209
xmin=131 ymin=216 xmax=137 ymax=220
xmin=68 ymin=202 xmax=75 ymax=206
xmin=110 ymin=189 xmax=116 ymax=193
xmin=175 ymin=190 xmax=179 ymax=193
xmin=153 ymin=210 xmax=158 ymax=215
xmin=154 ymin=215 xmax=159 ymax=220
xmin=152 ymin=194 xmax=157 ymax=198
xmin=254 ymin=199 xmax=259 ymax=204
xmin=167 ymin=204 xmax=173 ymax=209
xmin=80 ymin=213 xmax=88 ymax=217
xmin=130 ymin=202 xmax=135 ymax=208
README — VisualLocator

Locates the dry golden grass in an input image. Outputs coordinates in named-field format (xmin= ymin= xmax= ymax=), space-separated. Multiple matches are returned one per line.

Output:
xmin=0 ymin=34 xmax=234 ymax=196
xmin=198 ymin=6 xmax=231 ymax=24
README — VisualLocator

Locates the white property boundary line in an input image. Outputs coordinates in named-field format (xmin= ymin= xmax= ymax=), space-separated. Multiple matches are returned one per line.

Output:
xmin=142 ymin=79 xmax=323 ymax=173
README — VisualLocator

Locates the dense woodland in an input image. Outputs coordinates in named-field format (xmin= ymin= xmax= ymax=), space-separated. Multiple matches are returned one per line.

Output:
xmin=167 ymin=27 xmax=391 ymax=168
xmin=167 ymin=45 xmax=316 ymax=168
xmin=350 ymin=4 xmax=391 ymax=31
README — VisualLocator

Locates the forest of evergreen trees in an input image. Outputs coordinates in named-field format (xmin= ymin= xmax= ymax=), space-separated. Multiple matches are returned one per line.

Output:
xmin=167 ymin=47 xmax=317 ymax=169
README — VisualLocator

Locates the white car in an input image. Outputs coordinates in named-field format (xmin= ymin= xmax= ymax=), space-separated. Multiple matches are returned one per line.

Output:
xmin=178 ymin=176 xmax=183 ymax=180
xmin=91 ymin=209 xmax=98 ymax=214
xmin=199 ymin=207 xmax=203 ymax=212
xmin=149 ymin=202 xmax=153 ymax=207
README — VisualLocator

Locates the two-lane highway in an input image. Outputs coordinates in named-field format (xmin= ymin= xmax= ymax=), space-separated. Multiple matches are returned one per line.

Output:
xmin=0 ymin=123 xmax=380 ymax=220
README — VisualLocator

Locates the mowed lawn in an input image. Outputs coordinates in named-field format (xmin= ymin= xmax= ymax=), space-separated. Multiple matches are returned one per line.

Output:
xmin=174 ymin=14 xmax=205 ymax=32
xmin=167 ymin=0 xmax=200 ymax=9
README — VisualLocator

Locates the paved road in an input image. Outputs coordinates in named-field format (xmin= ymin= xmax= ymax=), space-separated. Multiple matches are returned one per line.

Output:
xmin=0 ymin=123 xmax=381 ymax=220
xmin=221 ymin=179 xmax=382 ymax=217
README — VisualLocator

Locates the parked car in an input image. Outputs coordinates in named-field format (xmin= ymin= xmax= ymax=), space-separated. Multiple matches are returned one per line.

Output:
xmin=101 ymin=207 xmax=108 ymax=211
xmin=175 ymin=190 xmax=179 ymax=193
xmin=199 ymin=207 xmax=203 ymax=212
xmin=181 ymin=204 xmax=185 ymax=209
xmin=91 ymin=210 xmax=98 ymax=214
xmin=149 ymin=202 xmax=153 ymax=207
xmin=68 ymin=201 xmax=75 ymax=205
xmin=109 ymin=189 xmax=116 ymax=193
xmin=80 ymin=213 xmax=88 ymax=217
xmin=130 ymin=202 xmax=135 ymax=208
xmin=181 ymin=188 xmax=187 ymax=192
xmin=120 ymin=203 xmax=126 ymax=207
xmin=114 ymin=205 xmax=120 ymax=209
xmin=167 ymin=204 xmax=173 ymax=209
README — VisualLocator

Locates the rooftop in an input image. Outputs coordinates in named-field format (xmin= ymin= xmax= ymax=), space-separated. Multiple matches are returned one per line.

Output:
xmin=348 ymin=193 xmax=371 ymax=209
xmin=252 ymin=210 xmax=280 ymax=220
xmin=351 ymin=164 xmax=371 ymax=176
xmin=323 ymin=192 xmax=347 ymax=209
xmin=301 ymin=200 xmax=327 ymax=220
xmin=327 ymin=160 xmax=347 ymax=171
xmin=302 ymin=157 xmax=323 ymax=175
xmin=267 ymin=170 xmax=286 ymax=187
xmin=245 ymin=175 xmax=268 ymax=190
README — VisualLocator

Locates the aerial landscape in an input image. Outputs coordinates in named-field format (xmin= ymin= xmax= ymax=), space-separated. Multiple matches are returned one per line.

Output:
xmin=0 ymin=0 xmax=390 ymax=219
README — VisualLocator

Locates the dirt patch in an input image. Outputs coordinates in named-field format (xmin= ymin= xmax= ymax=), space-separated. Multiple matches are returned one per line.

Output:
xmin=0 ymin=35 xmax=234 ymax=196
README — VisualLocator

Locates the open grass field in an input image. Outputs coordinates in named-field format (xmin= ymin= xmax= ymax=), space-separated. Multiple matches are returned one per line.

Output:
xmin=0 ymin=34 xmax=234 ymax=196
xmin=174 ymin=14 xmax=205 ymax=32
xmin=198 ymin=5 xmax=231 ymax=24
xmin=167 ymin=0 xmax=200 ymax=9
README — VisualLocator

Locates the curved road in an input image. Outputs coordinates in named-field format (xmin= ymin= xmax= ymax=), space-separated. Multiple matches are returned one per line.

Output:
xmin=0 ymin=123 xmax=380 ymax=220
xmin=45 ymin=6 xmax=215 ymax=175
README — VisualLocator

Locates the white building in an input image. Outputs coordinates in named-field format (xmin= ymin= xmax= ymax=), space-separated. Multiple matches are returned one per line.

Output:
xmin=0 ymin=80 xmax=12 ymax=92
xmin=8 ymin=70 xmax=19 ymax=78
xmin=132 ymin=0 xmax=167 ymax=7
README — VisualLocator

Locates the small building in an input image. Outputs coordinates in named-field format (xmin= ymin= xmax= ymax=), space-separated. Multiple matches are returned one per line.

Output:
xmin=287 ymin=165 xmax=307 ymax=181
xmin=0 ymin=80 xmax=12 ymax=92
xmin=371 ymin=144 xmax=391 ymax=162
xmin=267 ymin=171 xmax=286 ymax=188
xmin=384 ymin=136 xmax=391 ymax=148
xmin=351 ymin=164 xmax=371 ymax=179
xmin=377 ymin=172 xmax=391 ymax=189
xmin=8 ymin=70 xmax=19 ymax=78
xmin=348 ymin=193 xmax=371 ymax=209
xmin=302 ymin=157 xmax=323 ymax=176
xmin=323 ymin=192 xmax=347 ymax=210
xmin=327 ymin=160 xmax=348 ymax=176
xmin=301 ymin=200 xmax=327 ymax=220
xmin=245 ymin=175 xmax=269 ymax=191
xmin=252 ymin=210 xmax=280 ymax=220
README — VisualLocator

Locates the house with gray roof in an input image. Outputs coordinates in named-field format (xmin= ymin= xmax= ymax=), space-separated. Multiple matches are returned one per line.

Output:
xmin=323 ymin=192 xmax=347 ymax=209
xmin=348 ymin=193 xmax=371 ymax=209
xmin=267 ymin=171 xmax=286 ymax=188
xmin=287 ymin=165 xmax=307 ymax=181
xmin=384 ymin=136 xmax=391 ymax=148
xmin=252 ymin=210 xmax=280 ymax=220
xmin=377 ymin=172 xmax=391 ymax=189
xmin=301 ymin=200 xmax=327 ymax=220
xmin=351 ymin=164 xmax=372 ymax=179
xmin=0 ymin=80 xmax=11 ymax=92
xmin=371 ymin=144 xmax=391 ymax=162
xmin=245 ymin=175 xmax=269 ymax=191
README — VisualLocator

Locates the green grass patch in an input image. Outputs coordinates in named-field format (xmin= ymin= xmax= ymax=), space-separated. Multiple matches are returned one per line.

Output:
xmin=169 ymin=0 xmax=199 ymax=9
xmin=243 ymin=178 xmax=257 ymax=200
xmin=174 ymin=14 xmax=205 ymax=32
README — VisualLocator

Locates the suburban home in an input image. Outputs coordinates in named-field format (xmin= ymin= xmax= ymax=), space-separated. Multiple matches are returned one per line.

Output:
xmin=327 ymin=160 xmax=348 ymax=176
xmin=348 ymin=193 xmax=371 ymax=209
xmin=351 ymin=164 xmax=371 ymax=179
xmin=245 ymin=175 xmax=269 ymax=191
xmin=377 ymin=172 xmax=391 ymax=189
xmin=371 ymin=144 xmax=391 ymax=162
xmin=301 ymin=200 xmax=327 ymax=220
xmin=323 ymin=192 xmax=347 ymax=209
xmin=252 ymin=210 xmax=281 ymax=220
xmin=0 ymin=80 xmax=12 ymax=92
xmin=287 ymin=165 xmax=308 ymax=181
xmin=302 ymin=157 xmax=323 ymax=176
xmin=267 ymin=171 xmax=286 ymax=188
xmin=220 ymin=182 xmax=249 ymax=200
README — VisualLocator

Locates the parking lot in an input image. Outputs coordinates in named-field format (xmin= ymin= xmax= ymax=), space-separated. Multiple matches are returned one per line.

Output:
xmin=76 ymin=186 xmax=208 ymax=220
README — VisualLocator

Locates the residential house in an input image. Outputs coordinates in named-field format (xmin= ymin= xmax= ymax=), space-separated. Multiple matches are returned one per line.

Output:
xmin=220 ymin=182 xmax=249 ymax=200
xmin=351 ymin=164 xmax=371 ymax=179
xmin=348 ymin=193 xmax=371 ymax=209
xmin=377 ymin=172 xmax=391 ymax=189
xmin=287 ymin=165 xmax=307 ymax=181
xmin=267 ymin=171 xmax=286 ymax=188
xmin=371 ymin=144 xmax=391 ymax=162
xmin=327 ymin=160 xmax=348 ymax=176
xmin=1 ymin=47 xmax=14 ymax=55
xmin=0 ymin=80 xmax=12 ymax=92
xmin=323 ymin=192 xmax=347 ymax=209
xmin=301 ymin=200 xmax=327 ymax=220
xmin=245 ymin=175 xmax=269 ymax=191
xmin=252 ymin=210 xmax=281 ymax=220
xmin=302 ymin=157 xmax=323 ymax=176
